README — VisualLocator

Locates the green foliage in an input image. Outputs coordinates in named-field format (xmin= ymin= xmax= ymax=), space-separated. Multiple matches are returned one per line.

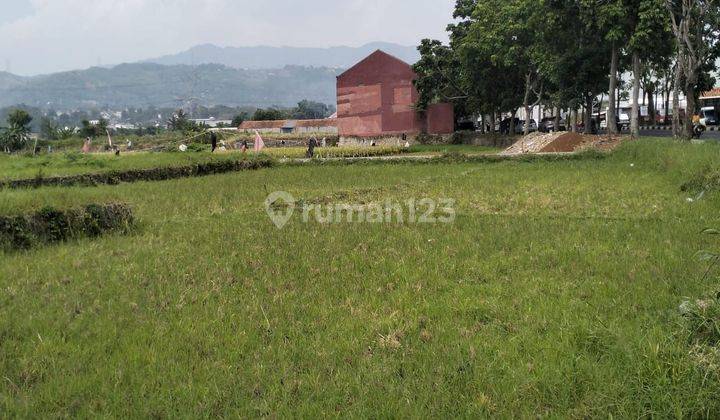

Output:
xmin=0 ymin=109 xmax=33 ymax=153
xmin=7 ymin=109 xmax=32 ymax=128
xmin=166 ymin=110 xmax=200 ymax=133
xmin=681 ymin=166 xmax=720 ymax=193
xmin=679 ymin=288 xmax=720 ymax=346
xmin=1 ymin=157 xmax=273 ymax=189
xmin=39 ymin=117 xmax=60 ymax=140
xmin=79 ymin=118 xmax=109 ymax=139
xmin=413 ymin=39 xmax=467 ymax=114
xmin=231 ymin=113 xmax=247 ymax=127
xmin=252 ymin=107 xmax=289 ymax=121
xmin=0 ymin=202 xmax=134 ymax=251
xmin=293 ymin=100 xmax=333 ymax=120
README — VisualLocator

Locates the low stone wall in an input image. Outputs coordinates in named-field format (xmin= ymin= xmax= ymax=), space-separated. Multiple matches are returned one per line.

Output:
xmin=448 ymin=132 xmax=517 ymax=148
xmin=339 ymin=132 xmax=517 ymax=148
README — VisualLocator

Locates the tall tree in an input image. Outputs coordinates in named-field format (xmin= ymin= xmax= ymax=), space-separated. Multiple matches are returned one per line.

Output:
xmin=628 ymin=0 xmax=673 ymax=138
xmin=666 ymin=0 xmax=720 ymax=139
xmin=544 ymin=0 xmax=610 ymax=132
xmin=593 ymin=0 xmax=628 ymax=135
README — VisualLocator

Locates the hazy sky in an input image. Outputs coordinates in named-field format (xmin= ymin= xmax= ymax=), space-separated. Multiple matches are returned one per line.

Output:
xmin=0 ymin=0 xmax=454 ymax=76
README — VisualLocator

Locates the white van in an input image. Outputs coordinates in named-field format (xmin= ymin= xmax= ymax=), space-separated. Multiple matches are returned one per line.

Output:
xmin=700 ymin=107 xmax=718 ymax=126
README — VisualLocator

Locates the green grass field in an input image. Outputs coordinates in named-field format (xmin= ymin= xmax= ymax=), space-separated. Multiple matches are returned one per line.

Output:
xmin=0 ymin=145 xmax=503 ymax=182
xmin=1 ymin=139 xmax=720 ymax=417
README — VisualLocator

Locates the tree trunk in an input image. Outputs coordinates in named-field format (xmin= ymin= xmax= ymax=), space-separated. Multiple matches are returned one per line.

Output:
xmin=523 ymin=73 xmax=532 ymax=136
xmin=684 ymin=77 xmax=696 ymax=140
xmin=631 ymin=51 xmax=641 ymax=139
xmin=585 ymin=95 xmax=594 ymax=134
xmin=509 ymin=110 xmax=516 ymax=136
xmin=608 ymin=43 xmax=619 ymax=134
xmin=647 ymin=84 xmax=656 ymax=123
xmin=491 ymin=112 xmax=496 ymax=134
xmin=554 ymin=107 xmax=560 ymax=132
xmin=664 ymin=76 xmax=671 ymax=126
xmin=672 ymin=62 xmax=682 ymax=138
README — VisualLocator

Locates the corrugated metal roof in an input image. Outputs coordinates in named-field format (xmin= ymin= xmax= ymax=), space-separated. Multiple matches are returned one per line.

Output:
xmin=701 ymin=88 xmax=720 ymax=99
xmin=239 ymin=119 xmax=337 ymax=130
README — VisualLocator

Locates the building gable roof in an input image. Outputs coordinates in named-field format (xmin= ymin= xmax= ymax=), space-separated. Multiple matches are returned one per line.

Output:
xmin=337 ymin=50 xmax=414 ymax=80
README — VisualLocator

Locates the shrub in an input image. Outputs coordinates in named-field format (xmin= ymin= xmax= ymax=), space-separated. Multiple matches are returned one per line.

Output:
xmin=681 ymin=166 xmax=720 ymax=194
xmin=1 ymin=158 xmax=273 ymax=189
xmin=0 ymin=203 xmax=134 ymax=252
xmin=680 ymin=291 xmax=720 ymax=347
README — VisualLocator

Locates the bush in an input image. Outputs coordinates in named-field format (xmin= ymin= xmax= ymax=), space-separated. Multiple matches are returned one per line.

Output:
xmin=0 ymin=203 xmax=134 ymax=252
xmin=1 ymin=158 xmax=273 ymax=189
xmin=681 ymin=166 xmax=720 ymax=194
xmin=680 ymin=291 xmax=720 ymax=347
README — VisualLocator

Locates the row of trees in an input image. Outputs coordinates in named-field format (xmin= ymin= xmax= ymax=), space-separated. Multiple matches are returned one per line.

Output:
xmin=250 ymin=100 xmax=336 ymax=122
xmin=413 ymin=0 xmax=720 ymax=140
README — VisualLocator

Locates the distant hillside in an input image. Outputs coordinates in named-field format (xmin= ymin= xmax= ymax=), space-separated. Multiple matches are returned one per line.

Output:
xmin=0 ymin=71 xmax=26 ymax=89
xmin=146 ymin=42 xmax=421 ymax=69
xmin=0 ymin=63 xmax=339 ymax=109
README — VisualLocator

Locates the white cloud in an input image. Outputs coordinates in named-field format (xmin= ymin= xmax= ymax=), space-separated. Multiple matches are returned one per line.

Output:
xmin=0 ymin=0 xmax=453 ymax=75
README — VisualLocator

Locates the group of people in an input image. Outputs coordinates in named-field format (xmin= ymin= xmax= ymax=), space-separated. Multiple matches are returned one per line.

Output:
xmin=81 ymin=136 xmax=133 ymax=155
xmin=81 ymin=129 xmax=409 ymax=157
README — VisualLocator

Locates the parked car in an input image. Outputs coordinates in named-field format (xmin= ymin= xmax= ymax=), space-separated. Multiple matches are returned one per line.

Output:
xmin=497 ymin=118 xmax=537 ymax=134
xmin=515 ymin=119 xmax=538 ymax=134
xmin=539 ymin=117 xmax=566 ymax=132
xmin=618 ymin=112 xmax=630 ymax=130
xmin=600 ymin=113 xmax=630 ymax=131
xmin=498 ymin=117 xmax=520 ymax=134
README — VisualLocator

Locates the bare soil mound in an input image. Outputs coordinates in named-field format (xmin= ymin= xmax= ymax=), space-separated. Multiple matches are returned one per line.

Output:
xmin=502 ymin=132 xmax=582 ymax=155
xmin=502 ymin=132 xmax=626 ymax=155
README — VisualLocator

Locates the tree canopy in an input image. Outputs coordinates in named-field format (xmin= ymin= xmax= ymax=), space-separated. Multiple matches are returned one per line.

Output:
xmin=414 ymin=0 xmax=720 ymax=140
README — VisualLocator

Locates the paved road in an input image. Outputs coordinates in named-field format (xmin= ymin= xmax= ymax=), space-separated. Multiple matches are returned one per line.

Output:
xmin=597 ymin=129 xmax=720 ymax=140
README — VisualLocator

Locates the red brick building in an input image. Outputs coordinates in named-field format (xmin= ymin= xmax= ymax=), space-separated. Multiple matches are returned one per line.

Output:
xmin=337 ymin=50 xmax=454 ymax=138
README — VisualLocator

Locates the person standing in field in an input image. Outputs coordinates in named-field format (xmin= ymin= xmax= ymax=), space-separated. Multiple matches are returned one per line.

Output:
xmin=210 ymin=131 xmax=218 ymax=153
xmin=82 ymin=137 xmax=91 ymax=153
xmin=307 ymin=137 xmax=318 ymax=158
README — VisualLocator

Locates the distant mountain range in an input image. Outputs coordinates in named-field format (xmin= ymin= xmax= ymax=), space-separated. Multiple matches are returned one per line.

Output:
xmin=146 ymin=42 xmax=420 ymax=69
xmin=0 ymin=64 xmax=340 ymax=109
xmin=0 ymin=42 xmax=419 ymax=110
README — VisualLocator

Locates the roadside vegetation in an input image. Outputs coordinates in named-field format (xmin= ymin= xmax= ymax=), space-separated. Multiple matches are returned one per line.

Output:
xmin=415 ymin=0 xmax=719 ymax=140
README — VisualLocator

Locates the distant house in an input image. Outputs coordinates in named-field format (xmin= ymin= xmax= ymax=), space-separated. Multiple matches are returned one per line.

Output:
xmin=238 ymin=119 xmax=337 ymax=134
xmin=190 ymin=117 xmax=233 ymax=128
xmin=336 ymin=50 xmax=454 ymax=138
xmin=700 ymin=88 xmax=720 ymax=110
